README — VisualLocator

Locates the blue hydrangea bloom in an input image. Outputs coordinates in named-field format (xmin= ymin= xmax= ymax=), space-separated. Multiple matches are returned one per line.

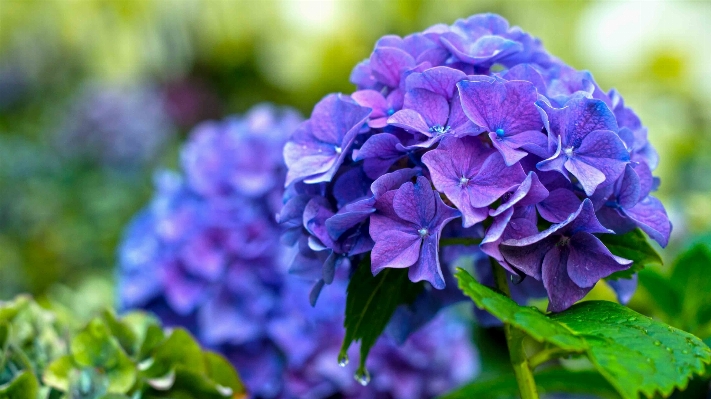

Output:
xmin=280 ymin=13 xmax=671 ymax=313
xmin=119 ymin=105 xmax=479 ymax=398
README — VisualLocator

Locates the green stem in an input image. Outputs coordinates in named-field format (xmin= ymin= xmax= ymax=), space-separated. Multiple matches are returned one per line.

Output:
xmin=492 ymin=263 xmax=539 ymax=399
xmin=439 ymin=237 xmax=482 ymax=247
xmin=528 ymin=347 xmax=577 ymax=370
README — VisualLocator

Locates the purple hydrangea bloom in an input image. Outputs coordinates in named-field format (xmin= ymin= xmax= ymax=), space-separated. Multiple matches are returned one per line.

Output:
xmin=282 ymin=12 xmax=671 ymax=315
xmin=536 ymin=95 xmax=630 ymax=196
xmin=119 ymin=106 xmax=300 ymax=397
xmin=370 ymin=176 xmax=460 ymax=288
xmin=499 ymin=200 xmax=632 ymax=311
xmin=120 ymin=106 xmax=478 ymax=398
xmin=284 ymin=94 xmax=371 ymax=186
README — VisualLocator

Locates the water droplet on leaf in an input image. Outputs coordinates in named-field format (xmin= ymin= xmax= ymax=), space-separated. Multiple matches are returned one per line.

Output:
xmin=338 ymin=353 xmax=349 ymax=367
xmin=654 ymin=341 xmax=662 ymax=346
xmin=354 ymin=368 xmax=371 ymax=386
xmin=627 ymin=317 xmax=637 ymax=321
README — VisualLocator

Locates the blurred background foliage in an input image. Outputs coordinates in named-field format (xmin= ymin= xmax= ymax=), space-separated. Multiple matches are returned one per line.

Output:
xmin=0 ymin=0 xmax=710 ymax=317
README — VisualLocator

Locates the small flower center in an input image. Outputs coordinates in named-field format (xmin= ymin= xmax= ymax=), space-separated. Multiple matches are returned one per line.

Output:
xmin=558 ymin=236 xmax=571 ymax=247
xmin=334 ymin=146 xmax=342 ymax=154
xmin=459 ymin=176 xmax=470 ymax=187
xmin=564 ymin=146 xmax=575 ymax=157
xmin=429 ymin=125 xmax=451 ymax=136
xmin=386 ymin=108 xmax=395 ymax=116
xmin=418 ymin=228 xmax=429 ymax=237
xmin=495 ymin=128 xmax=505 ymax=138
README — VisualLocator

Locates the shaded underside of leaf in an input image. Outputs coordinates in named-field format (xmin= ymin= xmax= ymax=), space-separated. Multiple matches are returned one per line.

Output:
xmin=340 ymin=257 xmax=423 ymax=373
xmin=600 ymin=228 xmax=662 ymax=280
xmin=439 ymin=368 xmax=621 ymax=399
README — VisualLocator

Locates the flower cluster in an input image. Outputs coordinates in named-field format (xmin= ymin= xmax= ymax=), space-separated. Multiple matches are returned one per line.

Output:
xmin=281 ymin=13 xmax=671 ymax=312
xmin=118 ymin=105 xmax=478 ymax=398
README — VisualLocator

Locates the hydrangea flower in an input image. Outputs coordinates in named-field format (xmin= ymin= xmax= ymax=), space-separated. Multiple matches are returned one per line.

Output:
xmin=119 ymin=105 xmax=479 ymax=398
xmin=281 ymin=13 xmax=671 ymax=313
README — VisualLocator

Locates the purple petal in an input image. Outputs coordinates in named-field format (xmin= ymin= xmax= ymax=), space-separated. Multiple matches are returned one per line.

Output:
xmin=624 ymin=196 xmax=672 ymax=247
xmin=355 ymin=133 xmax=406 ymax=179
xmin=442 ymin=34 xmax=522 ymax=66
xmin=575 ymin=129 xmax=630 ymax=185
xmin=500 ymin=63 xmax=547 ymax=94
xmin=489 ymin=131 xmax=529 ymax=166
xmin=500 ymin=235 xmax=559 ymax=280
xmin=565 ymin=156 xmax=606 ymax=196
xmin=606 ymin=275 xmax=638 ymax=305
xmin=310 ymin=94 xmax=371 ymax=145
xmin=447 ymin=90 xmax=483 ymax=136
xmin=325 ymin=198 xmax=375 ymax=239
xmin=351 ymin=89 xmax=387 ymax=118
xmin=371 ymin=168 xmax=420 ymax=198
xmin=409 ymin=235 xmax=445 ymax=288
xmin=371 ymin=230 xmax=421 ymax=274
xmin=617 ymin=164 xmax=641 ymax=210
xmin=538 ymin=96 xmax=618 ymax=149
xmin=491 ymin=171 xmax=549 ymax=216
xmin=542 ymin=245 xmax=593 ymax=312
xmin=370 ymin=47 xmax=416 ymax=88
xmin=458 ymin=79 xmax=541 ymax=134
xmin=566 ymin=199 xmax=612 ymax=235
xmin=405 ymin=66 xmax=467 ymax=98
xmin=350 ymin=60 xmax=378 ymax=89
xmin=403 ymin=88 xmax=450 ymax=128
xmin=388 ymin=109 xmax=432 ymax=135
xmin=393 ymin=176 xmax=437 ymax=225
xmin=567 ymin=231 xmax=631 ymax=287
xmin=537 ymin=188 xmax=581 ymax=223
xmin=467 ymin=152 xmax=526 ymax=207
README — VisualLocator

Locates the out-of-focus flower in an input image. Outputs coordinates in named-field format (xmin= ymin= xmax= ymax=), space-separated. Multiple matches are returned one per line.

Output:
xmin=280 ymin=12 xmax=671 ymax=313
xmin=54 ymin=82 xmax=175 ymax=169
xmin=119 ymin=105 xmax=477 ymax=398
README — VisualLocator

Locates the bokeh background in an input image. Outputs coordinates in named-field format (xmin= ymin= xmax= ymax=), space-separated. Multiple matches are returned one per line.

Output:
xmin=1 ymin=0 xmax=710 ymax=313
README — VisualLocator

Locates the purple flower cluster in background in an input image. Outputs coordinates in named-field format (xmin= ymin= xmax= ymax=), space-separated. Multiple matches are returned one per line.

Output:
xmin=118 ymin=105 xmax=478 ymax=398
xmin=281 ymin=13 xmax=671 ymax=312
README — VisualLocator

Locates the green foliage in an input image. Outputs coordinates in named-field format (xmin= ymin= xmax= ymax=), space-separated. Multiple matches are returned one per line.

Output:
xmin=600 ymin=228 xmax=663 ymax=280
xmin=456 ymin=269 xmax=711 ymax=399
xmin=0 ymin=295 xmax=246 ymax=399
xmin=340 ymin=257 xmax=423 ymax=377
xmin=440 ymin=368 xmax=621 ymax=399
xmin=638 ymin=243 xmax=711 ymax=337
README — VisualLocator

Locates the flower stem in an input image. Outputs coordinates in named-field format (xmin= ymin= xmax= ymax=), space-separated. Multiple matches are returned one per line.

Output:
xmin=492 ymin=262 xmax=540 ymax=399
xmin=528 ymin=347 xmax=577 ymax=370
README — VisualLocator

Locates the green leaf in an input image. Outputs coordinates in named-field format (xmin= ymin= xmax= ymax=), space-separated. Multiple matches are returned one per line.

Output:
xmin=204 ymin=352 xmax=246 ymax=396
xmin=71 ymin=319 xmax=136 ymax=393
xmin=43 ymin=354 xmax=74 ymax=391
xmin=101 ymin=310 xmax=139 ymax=357
xmin=439 ymin=368 xmax=621 ymax=399
xmin=143 ymin=329 xmax=205 ymax=380
xmin=340 ymin=257 xmax=423 ymax=375
xmin=456 ymin=269 xmax=711 ymax=399
xmin=637 ymin=268 xmax=681 ymax=323
xmin=0 ymin=370 xmax=39 ymax=399
xmin=669 ymin=244 xmax=711 ymax=333
xmin=600 ymin=228 xmax=663 ymax=280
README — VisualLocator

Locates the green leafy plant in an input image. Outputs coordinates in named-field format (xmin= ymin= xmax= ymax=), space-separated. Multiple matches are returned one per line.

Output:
xmin=0 ymin=296 xmax=246 ymax=399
